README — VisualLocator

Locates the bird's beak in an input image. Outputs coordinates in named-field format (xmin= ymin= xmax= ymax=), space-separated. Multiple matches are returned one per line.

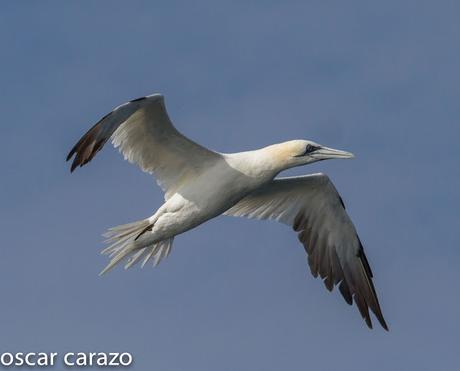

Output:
xmin=313 ymin=146 xmax=355 ymax=160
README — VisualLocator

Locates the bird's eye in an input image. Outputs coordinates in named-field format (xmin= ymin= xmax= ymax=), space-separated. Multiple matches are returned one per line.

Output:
xmin=293 ymin=144 xmax=321 ymax=157
xmin=303 ymin=144 xmax=320 ymax=155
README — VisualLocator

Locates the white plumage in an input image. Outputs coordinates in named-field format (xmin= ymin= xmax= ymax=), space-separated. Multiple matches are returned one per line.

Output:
xmin=67 ymin=93 xmax=388 ymax=330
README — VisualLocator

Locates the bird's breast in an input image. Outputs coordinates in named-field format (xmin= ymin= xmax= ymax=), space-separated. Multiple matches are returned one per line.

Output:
xmin=168 ymin=159 xmax=271 ymax=227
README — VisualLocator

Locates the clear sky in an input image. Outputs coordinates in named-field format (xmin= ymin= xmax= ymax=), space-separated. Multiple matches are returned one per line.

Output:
xmin=0 ymin=1 xmax=458 ymax=370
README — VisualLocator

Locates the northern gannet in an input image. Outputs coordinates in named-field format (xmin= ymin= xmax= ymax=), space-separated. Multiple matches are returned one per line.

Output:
xmin=67 ymin=93 xmax=388 ymax=330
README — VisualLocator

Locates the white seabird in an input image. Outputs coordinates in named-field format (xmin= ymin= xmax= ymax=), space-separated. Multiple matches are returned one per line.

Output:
xmin=67 ymin=93 xmax=388 ymax=330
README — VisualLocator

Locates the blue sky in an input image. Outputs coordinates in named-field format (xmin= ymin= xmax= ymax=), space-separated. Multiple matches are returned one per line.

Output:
xmin=0 ymin=1 xmax=458 ymax=370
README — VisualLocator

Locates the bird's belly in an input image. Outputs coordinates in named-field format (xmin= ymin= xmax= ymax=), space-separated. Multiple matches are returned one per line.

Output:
xmin=152 ymin=173 xmax=264 ymax=239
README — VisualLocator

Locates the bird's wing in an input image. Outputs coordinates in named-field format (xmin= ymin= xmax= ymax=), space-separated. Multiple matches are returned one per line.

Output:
xmin=67 ymin=94 xmax=219 ymax=198
xmin=224 ymin=173 xmax=388 ymax=330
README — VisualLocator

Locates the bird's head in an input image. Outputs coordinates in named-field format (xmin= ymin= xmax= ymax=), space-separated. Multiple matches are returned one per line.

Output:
xmin=265 ymin=140 xmax=354 ymax=171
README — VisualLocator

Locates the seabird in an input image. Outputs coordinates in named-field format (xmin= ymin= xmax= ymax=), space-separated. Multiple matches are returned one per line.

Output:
xmin=67 ymin=93 xmax=388 ymax=330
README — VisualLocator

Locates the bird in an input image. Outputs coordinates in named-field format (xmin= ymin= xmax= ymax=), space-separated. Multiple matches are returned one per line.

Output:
xmin=67 ymin=93 xmax=388 ymax=330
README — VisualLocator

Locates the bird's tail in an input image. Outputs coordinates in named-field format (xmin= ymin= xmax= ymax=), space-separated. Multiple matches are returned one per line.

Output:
xmin=99 ymin=219 xmax=173 ymax=275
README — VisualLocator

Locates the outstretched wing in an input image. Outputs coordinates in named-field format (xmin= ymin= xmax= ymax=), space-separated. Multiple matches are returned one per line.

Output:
xmin=67 ymin=93 xmax=219 ymax=198
xmin=224 ymin=173 xmax=388 ymax=330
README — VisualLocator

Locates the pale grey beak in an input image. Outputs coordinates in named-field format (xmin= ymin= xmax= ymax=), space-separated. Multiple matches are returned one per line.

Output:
xmin=313 ymin=146 xmax=355 ymax=160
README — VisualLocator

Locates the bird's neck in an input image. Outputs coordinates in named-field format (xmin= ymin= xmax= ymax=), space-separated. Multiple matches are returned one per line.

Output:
xmin=223 ymin=147 xmax=288 ymax=179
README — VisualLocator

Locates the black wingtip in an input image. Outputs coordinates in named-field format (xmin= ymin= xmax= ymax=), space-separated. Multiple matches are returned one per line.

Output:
xmin=66 ymin=144 xmax=78 ymax=162
xmin=365 ymin=317 xmax=373 ymax=330
xmin=67 ymin=150 xmax=76 ymax=172
xmin=130 ymin=96 xmax=147 ymax=103
xmin=339 ymin=280 xmax=353 ymax=305
xmin=70 ymin=159 xmax=78 ymax=173
xmin=378 ymin=316 xmax=389 ymax=331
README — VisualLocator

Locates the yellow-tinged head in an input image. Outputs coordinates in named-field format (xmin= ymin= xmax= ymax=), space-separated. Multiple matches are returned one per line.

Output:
xmin=263 ymin=140 xmax=354 ymax=171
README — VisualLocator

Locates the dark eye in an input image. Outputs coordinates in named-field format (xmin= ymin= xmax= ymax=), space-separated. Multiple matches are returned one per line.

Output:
xmin=303 ymin=144 xmax=320 ymax=155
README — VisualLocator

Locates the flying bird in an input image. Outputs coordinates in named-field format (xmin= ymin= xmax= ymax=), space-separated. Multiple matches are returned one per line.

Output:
xmin=67 ymin=93 xmax=388 ymax=330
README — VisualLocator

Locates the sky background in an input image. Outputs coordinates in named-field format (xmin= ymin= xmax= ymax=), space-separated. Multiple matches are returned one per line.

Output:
xmin=0 ymin=1 xmax=459 ymax=370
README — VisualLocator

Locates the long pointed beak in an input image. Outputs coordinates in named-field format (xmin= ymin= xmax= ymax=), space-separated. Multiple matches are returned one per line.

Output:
xmin=314 ymin=146 xmax=355 ymax=160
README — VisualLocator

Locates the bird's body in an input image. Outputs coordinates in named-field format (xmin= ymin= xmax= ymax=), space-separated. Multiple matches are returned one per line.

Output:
xmin=137 ymin=150 xmax=278 ymax=246
xmin=67 ymin=93 xmax=388 ymax=330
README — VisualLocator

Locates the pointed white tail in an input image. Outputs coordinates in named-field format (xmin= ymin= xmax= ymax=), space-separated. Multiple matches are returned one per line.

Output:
xmin=99 ymin=219 xmax=174 ymax=275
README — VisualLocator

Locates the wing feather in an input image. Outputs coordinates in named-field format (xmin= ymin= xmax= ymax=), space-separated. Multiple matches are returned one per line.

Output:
xmin=225 ymin=173 xmax=388 ymax=330
xmin=67 ymin=94 xmax=219 ymax=198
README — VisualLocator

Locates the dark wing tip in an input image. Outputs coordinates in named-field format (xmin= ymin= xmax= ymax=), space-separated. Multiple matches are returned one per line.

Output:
xmin=130 ymin=96 xmax=147 ymax=103
xmin=66 ymin=115 xmax=111 ymax=173
xmin=338 ymin=280 xmax=353 ymax=305
xmin=356 ymin=247 xmax=389 ymax=331
xmin=70 ymin=159 xmax=78 ymax=173
xmin=366 ymin=317 xmax=373 ymax=329
xmin=66 ymin=148 xmax=75 ymax=162
xmin=66 ymin=93 xmax=159 ymax=173
xmin=295 ymin=213 xmax=388 ymax=330
xmin=381 ymin=318 xmax=389 ymax=331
